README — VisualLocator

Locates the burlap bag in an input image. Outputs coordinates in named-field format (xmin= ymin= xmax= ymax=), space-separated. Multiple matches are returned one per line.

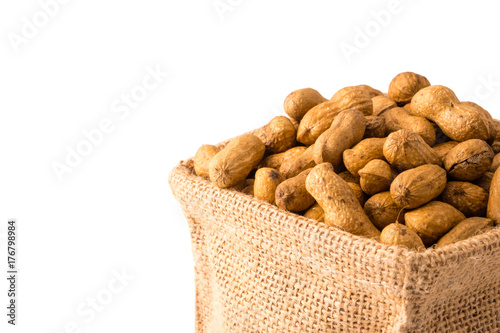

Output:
xmin=169 ymin=155 xmax=500 ymax=332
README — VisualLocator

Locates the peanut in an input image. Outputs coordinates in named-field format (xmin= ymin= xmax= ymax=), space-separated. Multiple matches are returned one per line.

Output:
xmin=305 ymin=163 xmax=380 ymax=239
xmin=284 ymin=88 xmax=327 ymax=121
xmin=209 ymin=134 xmax=265 ymax=188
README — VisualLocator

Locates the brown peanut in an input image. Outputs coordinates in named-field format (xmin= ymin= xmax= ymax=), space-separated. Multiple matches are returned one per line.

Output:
xmin=432 ymin=141 xmax=459 ymax=163
xmin=372 ymin=95 xmax=397 ymax=116
xmin=364 ymin=191 xmax=405 ymax=231
xmin=390 ymin=164 xmax=447 ymax=209
xmin=279 ymin=144 xmax=316 ymax=179
xmin=405 ymin=201 xmax=466 ymax=246
xmin=411 ymin=85 xmax=497 ymax=142
xmin=440 ymin=181 xmax=488 ymax=218
xmin=313 ymin=109 xmax=366 ymax=167
xmin=444 ymin=139 xmax=494 ymax=181
xmin=297 ymin=88 xmax=372 ymax=145
xmin=194 ymin=144 xmax=220 ymax=178
xmin=259 ymin=146 xmax=307 ymax=170
xmin=436 ymin=217 xmax=494 ymax=248
xmin=275 ymin=168 xmax=315 ymax=212
xmin=363 ymin=116 xmax=386 ymax=138
xmin=388 ymin=72 xmax=431 ymax=106
xmin=343 ymin=138 xmax=386 ymax=176
xmin=305 ymin=163 xmax=380 ymax=239
xmin=383 ymin=129 xmax=441 ymax=171
xmin=359 ymin=159 xmax=396 ymax=195
xmin=283 ymin=88 xmax=327 ymax=121
xmin=209 ymin=134 xmax=265 ymax=188
xmin=255 ymin=116 xmax=297 ymax=154
xmin=382 ymin=107 xmax=436 ymax=146
xmin=254 ymin=168 xmax=285 ymax=204
xmin=487 ymin=168 xmax=500 ymax=224
xmin=303 ymin=203 xmax=325 ymax=222
xmin=380 ymin=223 xmax=425 ymax=250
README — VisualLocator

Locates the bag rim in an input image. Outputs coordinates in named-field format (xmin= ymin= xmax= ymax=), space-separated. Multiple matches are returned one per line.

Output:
xmin=169 ymin=159 xmax=500 ymax=269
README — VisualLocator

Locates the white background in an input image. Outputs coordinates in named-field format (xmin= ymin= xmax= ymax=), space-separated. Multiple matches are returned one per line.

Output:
xmin=0 ymin=0 xmax=499 ymax=332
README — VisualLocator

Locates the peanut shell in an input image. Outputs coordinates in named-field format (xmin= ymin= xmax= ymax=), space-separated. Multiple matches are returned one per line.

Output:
xmin=405 ymin=201 xmax=466 ymax=246
xmin=259 ymin=146 xmax=307 ymax=170
xmin=390 ymin=164 xmax=447 ymax=209
xmin=209 ymin=134 xmax=265 ymax=188
xmin=275 ymin=168 xmax=315 ymax=212
xmin=194 ymin=144 xmax=220 ymax=178
xmin=436 ymin=217 xmax=494 ymax=248
xmin=364 ymin=191 xmax=405 ymax=231
xmin=356 ymin=85 xmax=384 ymax=98
xmin=279 ymin=144 xmax=316 ymax=179
xmin=359 ymin=159 xmax=396 ymax=195
xmin=283 ymin=88 xmax=327 ymax=121
xmin=372 ymin=95 xmax=397 ymax=116
xmin=474 ymin=172 xmax=494 ymax=192
xmin=383 ymin=129 xmax=441 ymax=171
xmin=411 ymin=85 xmax=497 ymax=142
xmin=241 ymin=185 xmax=254 ymax=195
xmin=380 ymin=223 xmax=425 ymax=250
xmin=348 ymin=182 xmax=367 ymax=206
xmin=255 ymin=116 xmax=297 ymax=154
xmin=343 ymin=138 xmax=386 ymax=176
xmin=254 ymin=168 xmax=285 ymax=204
xmin=444 ymin=139 xmax=494 ymax=181
xmin=490 ymin=153 xmax=500 ymax=172
xmin=440 ymin=181 xmax=488 ymax=217
xmin=363 ymin=116 xmax=386 ymax=138
xmin=382 ymin=107 xmax=436 ymax=146
xmin=432 ymin=141 xmax=459 ymax=163
xmin=313 ymin=109 xmax=366 ymax=167
xmin=297 ymin=88 xmax=372 ymax=145
xmin=338 ymin=170 xmax=360 ymax=184
xmin=388 ymin=72 xmax=430 ymax=106
xmin=305 ymin=163 xmax=380 ymax=240
xmin=487 ymin=168 xmax=500 ymax=224
xmin=303 ymin=203 xmax=325 ymax=222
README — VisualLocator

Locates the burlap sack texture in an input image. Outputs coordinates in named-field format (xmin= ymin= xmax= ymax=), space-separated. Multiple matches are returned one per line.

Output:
xmin=169 ymin=157 xmax=500 ymax=333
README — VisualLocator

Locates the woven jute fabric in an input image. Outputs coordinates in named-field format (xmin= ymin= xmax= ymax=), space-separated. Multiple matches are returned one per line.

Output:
xmin=169 ymin=159 xmax=500 ymax=333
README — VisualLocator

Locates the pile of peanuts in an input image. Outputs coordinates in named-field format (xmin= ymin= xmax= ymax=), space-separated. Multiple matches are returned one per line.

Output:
xmin=193 ymin=72 xmax=500 ymax=250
